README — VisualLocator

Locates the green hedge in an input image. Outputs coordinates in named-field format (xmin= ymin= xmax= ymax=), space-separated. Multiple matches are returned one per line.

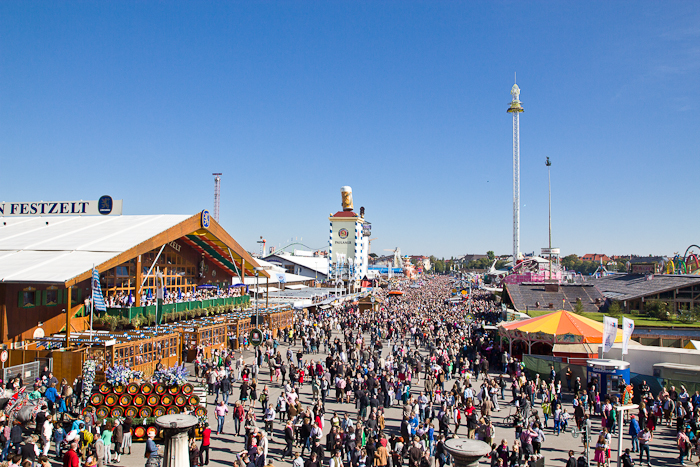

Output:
xmin=104 ymin=295 xmax=250 ymax=321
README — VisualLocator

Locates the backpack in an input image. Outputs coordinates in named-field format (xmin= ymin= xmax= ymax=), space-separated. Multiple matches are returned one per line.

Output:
xmin=577 ymin=456 xmax=587 ymax=467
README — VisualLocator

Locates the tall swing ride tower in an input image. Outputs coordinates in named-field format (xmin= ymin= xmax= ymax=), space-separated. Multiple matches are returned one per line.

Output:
xmin=507 ymin=78 xmax=524 ymax=264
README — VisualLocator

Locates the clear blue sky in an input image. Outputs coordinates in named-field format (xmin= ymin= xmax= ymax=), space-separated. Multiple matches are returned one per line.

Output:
xmin=2 ymin=2 xmax=699 ymax=259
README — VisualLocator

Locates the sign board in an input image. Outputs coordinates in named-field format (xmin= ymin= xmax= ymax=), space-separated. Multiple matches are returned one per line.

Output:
xmin=362 ymin=222 xmax=372 ymax=237
xmin=201 ymin=210 xmax=211 ymax=228
xmin=0 ymin=196 xmax=122 ymax=216
xmin=541 ymin=247 xmax=560 ymax=255
xmin=249 ymin=328 xmax=264 ymax=347
xmin=0 ymin=350 xmax=8 ymax=363
xmin=330 ymin=221 xmax=356 ymax=264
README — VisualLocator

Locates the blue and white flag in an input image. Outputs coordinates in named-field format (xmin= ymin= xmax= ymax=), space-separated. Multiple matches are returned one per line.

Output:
xmin=92 ymin=268 xmax=107 ymax=312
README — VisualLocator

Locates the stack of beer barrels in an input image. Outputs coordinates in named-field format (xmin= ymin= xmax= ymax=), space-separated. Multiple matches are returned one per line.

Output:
xmin=85 ymin=381 xmax=206 ymax=440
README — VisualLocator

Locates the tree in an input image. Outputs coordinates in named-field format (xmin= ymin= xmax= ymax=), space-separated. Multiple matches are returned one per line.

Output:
xmin=573 ymin=299 xmax=584 ymax=314
xmin=608 ymin=301 xmax=623 ymax=316
xmin=487 ymin=251 xmax=495 ymax=261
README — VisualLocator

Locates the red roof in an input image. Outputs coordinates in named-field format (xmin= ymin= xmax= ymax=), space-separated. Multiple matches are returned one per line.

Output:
xmin=331 ymin=211 xmax=358 ymax=218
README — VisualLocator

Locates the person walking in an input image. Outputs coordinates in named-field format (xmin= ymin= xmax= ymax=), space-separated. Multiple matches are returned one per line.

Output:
xmin=629 ymin=415 xmax=641 ymax=453
xmin=215 ymin=401 xmax=229 ymax=435
xmin=199 ymin=423 xmax=211 ymax=466
xmin=638 ymin=428 xmax=651 ymax=466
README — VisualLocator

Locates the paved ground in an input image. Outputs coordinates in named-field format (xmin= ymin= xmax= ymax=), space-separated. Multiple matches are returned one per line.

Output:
xmin=110 ymin=334 xmax=683 ymax=467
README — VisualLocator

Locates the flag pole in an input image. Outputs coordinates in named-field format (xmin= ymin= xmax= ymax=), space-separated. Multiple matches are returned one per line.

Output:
xmin=90 ymin=265 xmax=95 ymax=338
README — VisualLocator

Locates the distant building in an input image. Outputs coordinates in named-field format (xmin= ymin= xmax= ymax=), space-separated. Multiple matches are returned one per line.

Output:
xmin=580 ymin=253 xmax=612 ymax=263
xmin=264 ymin=252 xmax=329 ymax=281
xmin=592 ymin=273 xmax=700 ymax=313
xmin=503 ymin=282 xmax=605 ymax=314
xmin=628 ymin=256 xmax=667 ymax=274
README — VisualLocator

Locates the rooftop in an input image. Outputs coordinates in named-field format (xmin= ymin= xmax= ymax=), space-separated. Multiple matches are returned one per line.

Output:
xmin=504 ymin=282 xmax=605 ymax=314
xmin=590 ymin=273 xmax=700 ymax=301
xmin=0 ymin=214 xmax=261 ymax=284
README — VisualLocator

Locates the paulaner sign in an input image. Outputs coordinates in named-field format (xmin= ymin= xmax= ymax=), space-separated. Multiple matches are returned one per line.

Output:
xmin=0 ymin=196 xmax=123 ymax=216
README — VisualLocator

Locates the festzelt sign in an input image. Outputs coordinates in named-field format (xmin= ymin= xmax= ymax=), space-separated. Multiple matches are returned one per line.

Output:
xmin=0 ymin=196 xmax=122 ymax=216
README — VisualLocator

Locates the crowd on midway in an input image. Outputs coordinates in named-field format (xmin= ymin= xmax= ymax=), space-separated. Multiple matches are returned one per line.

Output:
xmin=0 ymin=275 xmax=696 ymax=467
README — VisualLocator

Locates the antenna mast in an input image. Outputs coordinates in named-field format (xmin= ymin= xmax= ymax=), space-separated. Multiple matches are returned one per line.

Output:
xmin=213 ymin=173 xmax=222 ymax=222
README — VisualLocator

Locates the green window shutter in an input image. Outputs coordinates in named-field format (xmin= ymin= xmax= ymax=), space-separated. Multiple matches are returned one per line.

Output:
xmin=42 ymin=290 xmax=47 ymax=306
xmin=34 ymin=290 xmax=41 ymax=307
xmin=58 ymin=289 xmax=63 ymax=304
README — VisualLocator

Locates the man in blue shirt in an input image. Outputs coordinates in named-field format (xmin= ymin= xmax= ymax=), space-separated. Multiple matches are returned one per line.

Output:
xmin=628 ymin=414 xmax=641 ymax=452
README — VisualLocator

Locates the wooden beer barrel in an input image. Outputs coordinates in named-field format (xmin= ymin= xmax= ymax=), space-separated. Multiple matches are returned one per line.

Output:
xmin=111 ymin=406 xmax=124 ymax=418
xmin=152 ymin=406 xmax=167 ymax=417
xmin=140 ymin=382 xmax=154 ymax=395
xmin=124 ymin=406 xmax=139 ymax=418
xmin=139 ymin=406 xmax=152 ymax=418
xmin=104 ymin=394 xmax=118 ymax=407
xmin=96 ymin=406 xmax=110 ymax=418
xmin=126 ymin=383 xmax=140 ymax=395
xmin=168 ymin=385 xmax=180 ymax=395
xmin=90 ymin=393 xmax=104 ymax=406
xmin=133 ymin=426 xmax=146 ymax=438
xmin=154 ymin=383 xmax=166 ymax=395
xmin=174 ymin=394 xmax=187 ymax=407
xmin=160 ymin=394 xmax=174 ymax=406
xmin=146 ymin=426 xmax=158 ymax=438
xmin=132 ymin=394 xmax=146 ymax=407
xmin=194 ymin=406 xmax=206 ymax=417
xmin=188 ymin=395 xmax=200 ymax=406
xmin=146 ymin=394 xmax=160 ymax=407
xmin=98 ymin=383 xmax=112 ymax=394
xmin=166 ymin=406 xmax=180 ymax=415
xmin=113 ymin=385 xmax=126 ymax=395
xmin=119 ymin=394 xmax=132 ymax=407
xmin=181 ymin=383 xmax=194 ymax=395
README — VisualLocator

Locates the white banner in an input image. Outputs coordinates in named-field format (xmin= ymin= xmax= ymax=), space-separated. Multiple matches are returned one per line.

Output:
xmin=0 ymin=196 xmax=122 ymax=216
xmin=156 ymin=270 xmax=165 ymax=300
xmin=602 ymin=316 xmax=618 ymax=354
xmin=622 ymin=317 xmax=635 ymax=355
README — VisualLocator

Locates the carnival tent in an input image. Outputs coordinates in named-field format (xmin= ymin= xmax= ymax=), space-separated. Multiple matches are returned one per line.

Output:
xmin=499 ymin=310 xmax=623 ymax=353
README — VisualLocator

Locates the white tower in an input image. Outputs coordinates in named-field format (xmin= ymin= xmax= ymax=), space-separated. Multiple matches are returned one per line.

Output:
xmin=213 ymin=173 xmax=222 ymax=222
xmin=507 ymin=77 xmax=523 ymax=264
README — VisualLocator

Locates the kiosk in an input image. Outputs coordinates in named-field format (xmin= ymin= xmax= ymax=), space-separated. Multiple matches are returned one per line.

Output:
xmin=587 ymin=359 xmax=630 ymax=397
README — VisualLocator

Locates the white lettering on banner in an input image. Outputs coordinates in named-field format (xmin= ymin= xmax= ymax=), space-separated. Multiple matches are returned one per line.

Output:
xmin=168 ymin=241 xmax=181 ymax=252
xmin=0 ymin=198 xmax=123 ymax=217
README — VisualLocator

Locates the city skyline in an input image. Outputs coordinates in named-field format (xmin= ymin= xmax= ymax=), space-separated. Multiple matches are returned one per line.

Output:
xmin=1 ymin=2 xmax=699 ymax=258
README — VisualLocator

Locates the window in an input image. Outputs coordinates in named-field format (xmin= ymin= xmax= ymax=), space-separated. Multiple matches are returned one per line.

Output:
xmin=46 ymin=288 xmax=58 ymax=306
xmin=22 ymin=291 xmax=35 ymax=307
xmin=116 ymin=266 xmax=129 ymax=277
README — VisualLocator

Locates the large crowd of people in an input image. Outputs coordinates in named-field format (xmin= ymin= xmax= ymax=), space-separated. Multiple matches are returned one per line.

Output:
xmin=0 ymin=275 xmax=694 ymax=467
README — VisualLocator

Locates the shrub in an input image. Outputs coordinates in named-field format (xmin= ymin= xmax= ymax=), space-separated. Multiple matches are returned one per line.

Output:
xmin=608 ymin=301 xmax=623 ymax=317
xmin=645 ymin=300 xmax=673 ymax=321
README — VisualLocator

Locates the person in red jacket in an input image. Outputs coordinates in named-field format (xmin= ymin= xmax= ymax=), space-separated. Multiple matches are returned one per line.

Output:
xmin=200 ymin=423 xmax=212 ymax=465
xmin=63 ymin=441 xmax=79 ymax=467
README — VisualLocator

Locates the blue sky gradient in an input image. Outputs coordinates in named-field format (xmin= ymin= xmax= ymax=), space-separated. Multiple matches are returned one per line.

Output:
xmin=1 ymin=2 xmax=699 ymax=258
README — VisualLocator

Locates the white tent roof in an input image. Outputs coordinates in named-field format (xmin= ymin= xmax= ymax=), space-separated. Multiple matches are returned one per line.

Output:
xmin=0 ymin=215 xmax=190 ymax=283
xmin=265 ymin=253 xmax=329 ymax=275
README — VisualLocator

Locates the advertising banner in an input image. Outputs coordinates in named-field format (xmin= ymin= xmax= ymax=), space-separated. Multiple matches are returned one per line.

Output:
xmin=602 ymin=316 xmax=618 ymax=354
